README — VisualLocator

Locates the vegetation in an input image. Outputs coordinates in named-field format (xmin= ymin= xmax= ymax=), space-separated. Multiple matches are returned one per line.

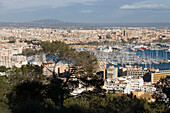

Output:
xmin=106 ymin=34 xmax=111 ymax=39
xmin=0 ymin=65 xmax=43 ymax=113
xmin=8 ymin=41 xmax=15 ymax=43
xmin=154 ymin=77 xmax=170 ymax=102
xmin=21 ymin=48 xmax=42 ymax=56
xmin=70 ymin=40 xmax=113 ymax=45
xmin=70 ymin=41 xmax=101 ymax=45
xmin=0 ymin=67 xmax=169 ymax=113
xmin=127 ymin=37 xmax=138 ymax=44
xmin=121 ymin=38 xmax=126 ymax=44
xmin=64 ymin=94 xmax=169 ymax=113
xmin=41 ymin=41 xmax=101 ymax=111
xmin=0 ymin=66 xmax=10 ymax=72
xmin=24 ymin=39 xmax=41 ymax=45
xmin=0 ymin=41 xmax=169 ymax=113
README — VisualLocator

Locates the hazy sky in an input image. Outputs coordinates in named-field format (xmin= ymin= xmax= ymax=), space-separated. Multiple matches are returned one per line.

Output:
xmin=0 ymin=0 xmax=170 ymax=23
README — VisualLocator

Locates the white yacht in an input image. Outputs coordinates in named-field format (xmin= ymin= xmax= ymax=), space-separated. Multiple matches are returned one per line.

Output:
xmin=103 ymin=46 xmax=113 ymax=53
xmin=168 ymin=48 xmax=170 ymax=52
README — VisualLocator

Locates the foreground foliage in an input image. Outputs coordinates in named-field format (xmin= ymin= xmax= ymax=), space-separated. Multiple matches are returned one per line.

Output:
xmin=64 ymin=94 xmax=169 ymax=113
xmin=0 ymin=65 xmax=169 ymax=113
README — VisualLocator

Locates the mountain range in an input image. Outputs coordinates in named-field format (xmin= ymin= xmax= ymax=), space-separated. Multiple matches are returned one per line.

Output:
xmin=0 ymin=19 xmax=170 ymax=28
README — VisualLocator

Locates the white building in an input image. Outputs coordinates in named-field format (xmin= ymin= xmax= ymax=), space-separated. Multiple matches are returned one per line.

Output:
xmin=130 ymin=78 xmax=144 ymax=91
xmin=104 ymin=76 xmax=145 ymax=94
xmin=0 ymin=48 xmax=27 ymax=68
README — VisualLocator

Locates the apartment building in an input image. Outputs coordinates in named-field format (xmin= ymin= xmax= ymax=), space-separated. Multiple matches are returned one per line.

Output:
xmin=105 ymin=66 xmax=118 ymax=79
xmin=119 ymin=65 xmax=148 ymax=78
xmin=0 ymin=48 xmax=27 ymax=68
xmin=104 ymin=77 xmax=131 ymax=94
xmin=104 ymin=76 xmax=144 ymax=94
xmin=151 ymin=71 xmax=170 ymax=84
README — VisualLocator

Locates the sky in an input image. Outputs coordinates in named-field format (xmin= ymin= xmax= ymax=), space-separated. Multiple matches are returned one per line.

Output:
xmin=0 ymin=0 xmax=170 ymax=23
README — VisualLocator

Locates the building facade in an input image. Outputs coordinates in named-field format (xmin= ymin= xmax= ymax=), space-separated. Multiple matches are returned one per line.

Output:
xmin=119 ymin=65 xmax=148 ymax=78
xmin=151 ymin=72 xmax=170 ymax=84
xmin=105 ymin=66 xmax=118 ymax=79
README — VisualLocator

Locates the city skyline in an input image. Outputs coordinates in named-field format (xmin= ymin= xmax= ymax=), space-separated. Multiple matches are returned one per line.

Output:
xmin=0 ymin=0 xmax=170 ymax=23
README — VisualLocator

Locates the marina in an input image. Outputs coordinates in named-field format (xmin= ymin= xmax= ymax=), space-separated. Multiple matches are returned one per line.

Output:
xmin=90 ymin=46 xmax=170 ymax=70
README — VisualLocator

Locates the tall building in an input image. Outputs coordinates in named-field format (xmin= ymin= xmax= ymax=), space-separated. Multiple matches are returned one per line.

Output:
xmin=123 ymin=30 xmax=126 ymax=37
xmin=121 ymin=30 xmax=126 ymax=37
xmin=105 ymin=66 xmax=118 ymax=79
xmin=98 ymin=59 xmax=107 ymax=79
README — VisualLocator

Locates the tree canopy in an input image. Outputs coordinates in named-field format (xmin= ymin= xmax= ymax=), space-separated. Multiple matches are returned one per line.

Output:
xmin=41 ymin=41 xmax=100 ymax=110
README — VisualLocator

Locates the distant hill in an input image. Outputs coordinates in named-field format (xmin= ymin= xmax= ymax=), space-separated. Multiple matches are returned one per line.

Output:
xmin=30 ymin=19 xmax=63 ymax=24
xmin=0 ymin=19 xmax=170 ymax=28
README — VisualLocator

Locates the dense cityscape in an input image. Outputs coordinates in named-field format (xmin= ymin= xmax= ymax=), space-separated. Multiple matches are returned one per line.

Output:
xmin=0 ymin=25 xmax=170 ymax=112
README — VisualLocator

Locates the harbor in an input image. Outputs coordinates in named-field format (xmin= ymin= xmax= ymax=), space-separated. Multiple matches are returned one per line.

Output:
xmin=84 ymin=45 xmax=170 ymax=70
